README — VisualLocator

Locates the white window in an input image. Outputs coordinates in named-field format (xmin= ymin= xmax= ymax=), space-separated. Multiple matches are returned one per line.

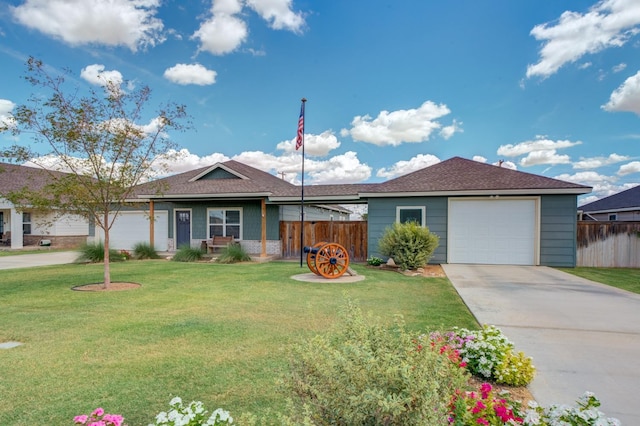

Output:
xmin=208 ymin=208 xmax=242 ymax=239
xmin=396 ymin=206 xmax=426 ymax=226
xmin=23 ymin=212 xmax=32 ymax=235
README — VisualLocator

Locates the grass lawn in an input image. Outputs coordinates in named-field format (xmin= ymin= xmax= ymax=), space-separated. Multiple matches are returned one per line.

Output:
xmin=0 ymin=248 xmax=71 ymax=257
xmin=557 ymin=267 xmax=640 ymax=294
xmin=0 ymin=261 xmax=477 ymax=425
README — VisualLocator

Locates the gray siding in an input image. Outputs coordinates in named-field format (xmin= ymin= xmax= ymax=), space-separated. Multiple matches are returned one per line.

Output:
xmin=368 ymin=194 xmax=579 ymax=267
xmin=367 ymin=197 xmax=447 ymax=264
xmin=160 ymin=200 xmax=279 ymax=240
xmin=540 ymin=194 xmax=578 ymax=267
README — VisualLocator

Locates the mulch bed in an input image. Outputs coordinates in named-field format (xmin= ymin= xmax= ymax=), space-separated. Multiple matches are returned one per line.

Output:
xmin=72 ymin=282 xmax=141 ymax=291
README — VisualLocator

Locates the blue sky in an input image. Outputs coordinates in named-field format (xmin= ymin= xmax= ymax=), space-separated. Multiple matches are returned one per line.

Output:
xmin=1 ymin=0 xmax=640 ymax=204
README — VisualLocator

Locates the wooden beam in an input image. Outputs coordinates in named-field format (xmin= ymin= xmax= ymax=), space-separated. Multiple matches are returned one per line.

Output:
xmin=149 ymin=200 xmax=155 ymax=248
xmin=261 ymin=198 xmax=267 ymax=257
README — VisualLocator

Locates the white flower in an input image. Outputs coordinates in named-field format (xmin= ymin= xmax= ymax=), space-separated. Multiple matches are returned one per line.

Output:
xmin=170 ymin=396 xmax=183 ymax=406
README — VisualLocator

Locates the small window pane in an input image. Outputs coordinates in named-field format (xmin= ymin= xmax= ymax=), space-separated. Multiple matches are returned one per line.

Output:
xmin=226 ymin=210 xmax=240 ymax=223
xmin=227 ymin=225 xmax=240 ymax=239
xmin=400 ymin=209 xmax=422 ymax=225
xmin=209 ymin=210 xmax=224 ymax=224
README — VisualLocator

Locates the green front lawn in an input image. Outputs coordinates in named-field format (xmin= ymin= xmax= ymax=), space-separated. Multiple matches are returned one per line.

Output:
xmin=0 ymin=261 xmax=477 ymax=425
xmin=558 ymin=267 xmax=640 ymax=294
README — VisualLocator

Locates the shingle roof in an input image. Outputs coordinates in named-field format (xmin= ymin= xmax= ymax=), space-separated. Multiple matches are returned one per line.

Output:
xmin=134 ymin=160 xmax=299 ymax=198
xmin=370 ymin=157 xmax=590 ymax=194
xmin=132 ymin=156 xmax=591 ymax=201
xmin=0 ymin=163 xmax=69 ymax=194
xmin=580 ymin=184 xmax=640 ymax=212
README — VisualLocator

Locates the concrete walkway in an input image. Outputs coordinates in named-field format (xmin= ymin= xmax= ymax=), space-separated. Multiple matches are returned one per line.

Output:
xmin=0 ymin=251 xmax=78 ymax=269
xmin=442 ymin=264 xmax=640 ymax=423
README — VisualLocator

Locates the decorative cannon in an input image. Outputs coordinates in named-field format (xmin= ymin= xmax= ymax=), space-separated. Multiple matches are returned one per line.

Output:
xmin=303 ymin=241 xmax=352 ymax=279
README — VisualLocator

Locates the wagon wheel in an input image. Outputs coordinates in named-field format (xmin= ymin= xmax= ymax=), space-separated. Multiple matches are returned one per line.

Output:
xmin=315 ymin=242 xmax=350 ymax=279
xmin=306 ymin=241 xmax=327 ymax=275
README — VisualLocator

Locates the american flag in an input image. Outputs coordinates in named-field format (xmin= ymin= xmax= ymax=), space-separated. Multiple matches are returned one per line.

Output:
xmin=295 ymin=100 xmax=305 ymax=150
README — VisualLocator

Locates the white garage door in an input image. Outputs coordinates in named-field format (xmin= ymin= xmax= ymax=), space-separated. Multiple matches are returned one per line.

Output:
xmin=448 ymin=199 xmax=537 ymax=265
xmin=95 ymin=211 xmax=168 ymax=251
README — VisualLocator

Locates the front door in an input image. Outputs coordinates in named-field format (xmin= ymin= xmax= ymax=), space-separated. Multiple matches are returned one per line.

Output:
xmin=175 ymin=210 xmax=191 ymax=248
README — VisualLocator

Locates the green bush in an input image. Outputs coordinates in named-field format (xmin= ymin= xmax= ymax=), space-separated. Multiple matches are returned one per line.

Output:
xmin=216 ymin=243 xmax=251 ymax=264
xmin=495 ymin=349 xmax=536 ymax=387
xmin=171 ymin=245 xmax=205 ymax=262
xmin=366 ymin=256 xmax=384 ymax=266
xmin=76 ymin=241 xmax=123 ymax=263
xmin=377 ymin=221 xmax=439 ymax=270
xmin=281 ymin=299 xmax=469 ymax=425
xmin=132 ymin=242 xmax=160 ymax=259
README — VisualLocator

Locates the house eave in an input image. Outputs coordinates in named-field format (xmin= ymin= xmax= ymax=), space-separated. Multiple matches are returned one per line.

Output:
xmin=137 ymin=192 xmax=272 ymax=199
xmin=360 ymin=188 xmax=592 ymax=197
xmin=580 ymin=206 xmax=640 ymax=214
xmin=268 ymin=194 xmax=363 ymax=203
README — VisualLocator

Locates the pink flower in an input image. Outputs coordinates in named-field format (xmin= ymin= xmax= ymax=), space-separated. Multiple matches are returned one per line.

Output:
xmin=103 ymin=414 xmax=124 ymax=426
xmin=480 ymin=382 xmax=492 ymax=399
xmin=74 ymin=415 xmax=89 ymax=424
xmin=472 ymin=400 xmax=486 ymax=414
xmin=92 ymin=408 xmax=105 ymax=417
xmin=476 ymin=418 xmax=489 ymax=425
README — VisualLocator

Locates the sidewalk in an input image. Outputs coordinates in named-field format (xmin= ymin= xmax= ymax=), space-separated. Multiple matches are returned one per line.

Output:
xmin=0 ymin=251 xmax=78 ymax=270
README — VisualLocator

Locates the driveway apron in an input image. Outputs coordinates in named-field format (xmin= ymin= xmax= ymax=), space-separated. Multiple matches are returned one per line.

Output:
xmin=442 ymin=264 xmax=640 ymax=424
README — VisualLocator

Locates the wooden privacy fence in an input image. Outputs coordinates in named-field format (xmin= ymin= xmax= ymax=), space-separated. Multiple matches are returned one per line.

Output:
xmin=577 ymin=221 xmax=640 ymax=267
xmin=280 ymin=221 xmax=368 ymax=262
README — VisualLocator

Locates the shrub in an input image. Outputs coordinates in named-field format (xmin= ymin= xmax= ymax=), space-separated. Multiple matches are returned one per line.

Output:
xmin=216 ymin=243 xmax=251 ymax=264
xmin=76 ymin=241 xmax=123 ymax=263
xmin=377 ymin=221 xmax=439 ymax=270
xmin=149 ymin=396 xmax=233 ymax=425
xmin=448 ymin=382 xmax=524 ymax=425
xmin=523 ymin=392 xmax=620 ymax=426
xmin=366 ymin=256 xmax=384 ymax=266
xmin=172 ymin=245 xmax=205 ymax=262
xmin=495 ymin=349 xmax=536 ymax=387
xmin=281 ymin=299 xmax=469 ymax=425
xmin=133 ymin=242 xmax=160 ymax=259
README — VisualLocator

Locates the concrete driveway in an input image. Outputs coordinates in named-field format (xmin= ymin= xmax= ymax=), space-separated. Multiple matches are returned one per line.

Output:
xmin=442 ymin=264 xmax=640 ymax=424
xmin=0 ymin=251 xmax=78 ymax=270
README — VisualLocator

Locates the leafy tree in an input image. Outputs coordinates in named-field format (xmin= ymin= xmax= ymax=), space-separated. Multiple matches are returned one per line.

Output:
xmin=0 ymin=57 xmax=190 ymax=288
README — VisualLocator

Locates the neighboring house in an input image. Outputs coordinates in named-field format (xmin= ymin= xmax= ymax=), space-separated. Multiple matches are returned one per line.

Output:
xmin=0 ymin=163 xmax=89 ymax=249
xmin=578 ymin=185 xmax=640 ymax=221
xmin=110 ymin=156 xmax=590 ymax=267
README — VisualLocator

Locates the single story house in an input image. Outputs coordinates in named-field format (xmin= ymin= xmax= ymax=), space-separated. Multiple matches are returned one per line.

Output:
xmin=578 ymin=185 xmax=640 ymax=221
xmin=0 ymin=163 xmax=89 ymax=249
xmin=105 ymin=156 xmax=591 ymax=267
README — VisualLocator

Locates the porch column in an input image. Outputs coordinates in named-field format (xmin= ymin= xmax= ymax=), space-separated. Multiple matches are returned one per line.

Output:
xmin=149 ymin=200 xmax=155 ymax=248
xmin=261 ymin=198 xmax=267 ymax=257
xmin=10 ymin=208 xmax=23 ymax=249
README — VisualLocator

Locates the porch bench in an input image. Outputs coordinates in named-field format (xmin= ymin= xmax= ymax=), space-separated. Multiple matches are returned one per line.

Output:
xmin=205 ymin=236 xmax=235 ymax=253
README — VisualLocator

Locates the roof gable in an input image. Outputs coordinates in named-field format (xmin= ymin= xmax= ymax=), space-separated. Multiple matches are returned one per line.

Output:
xmin=189 ymin=163 xmax=248 ymax=182
xmin=580 ymin=184 xmax=640 ymax=212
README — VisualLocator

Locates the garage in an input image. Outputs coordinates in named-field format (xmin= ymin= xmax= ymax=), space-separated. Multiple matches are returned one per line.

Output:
xmin=448 ymin=198 xmax=538 ymax=265
xmin=95 ymin=211 xmax=168 ymax=251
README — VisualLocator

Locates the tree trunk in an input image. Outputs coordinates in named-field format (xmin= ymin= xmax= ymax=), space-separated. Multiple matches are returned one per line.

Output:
xmin=102 ymin=212 xmax=111 ymax=289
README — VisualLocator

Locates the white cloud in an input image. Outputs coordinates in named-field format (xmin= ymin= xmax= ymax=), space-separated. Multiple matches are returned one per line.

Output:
xmin=276 ymin=130 xmax=341 ymax=156
xmin=602 ymin=70 xmax=640 ymax=114
xmin=192 ymin=0 xmax=305 ymax=56
xmin=613 ymin=62 xmax=627 ymax=72
xmin=519 ymin=150 xmax=572 ymax=167
xmin=527 ymin=0 xmax=640 ymax=79
xmin=497 ymin=137 xmax=582 ymax=157
xmin=494 ymin=160 xmax=517 ymax=170
xmin=342 ymin=101 xmax=453 ymax=146
xmin=80 ymin=64 xmax=124 ymax=91
xmin=163 ymin=63 xmax=217 ymax=86
xmin=554 ymin=170 xmax=617 ymax=188
xmin=11 ymin=0 xmax=164 ymax=51
xmin=618 ymin=160 xmax=640 ymax=175
xmin=246 ymin=0 xmax=305 ymax=32
xmin=306 ymin=151 xmax=371 ymax=184
xmin=472 ymin=155 xmax=487 ymax=163
xmin=192 ymin=2 xmax=248 ymax=55
xmin=439 ymin=119 xmax=463 ymax=139
xmin=579 ymin=62 xmax=593 ymax=70
xmin=376 ymin=154 xmax=440 ymax=179
xmin=0 ymin=99 xmax=16 ymax=129
xmin=573 ymin=153 xmax=630 ymax=169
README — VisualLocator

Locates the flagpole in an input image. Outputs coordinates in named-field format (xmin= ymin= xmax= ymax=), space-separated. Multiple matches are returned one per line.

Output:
xmin=297 ymin=98 xmax=307 ymax=267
